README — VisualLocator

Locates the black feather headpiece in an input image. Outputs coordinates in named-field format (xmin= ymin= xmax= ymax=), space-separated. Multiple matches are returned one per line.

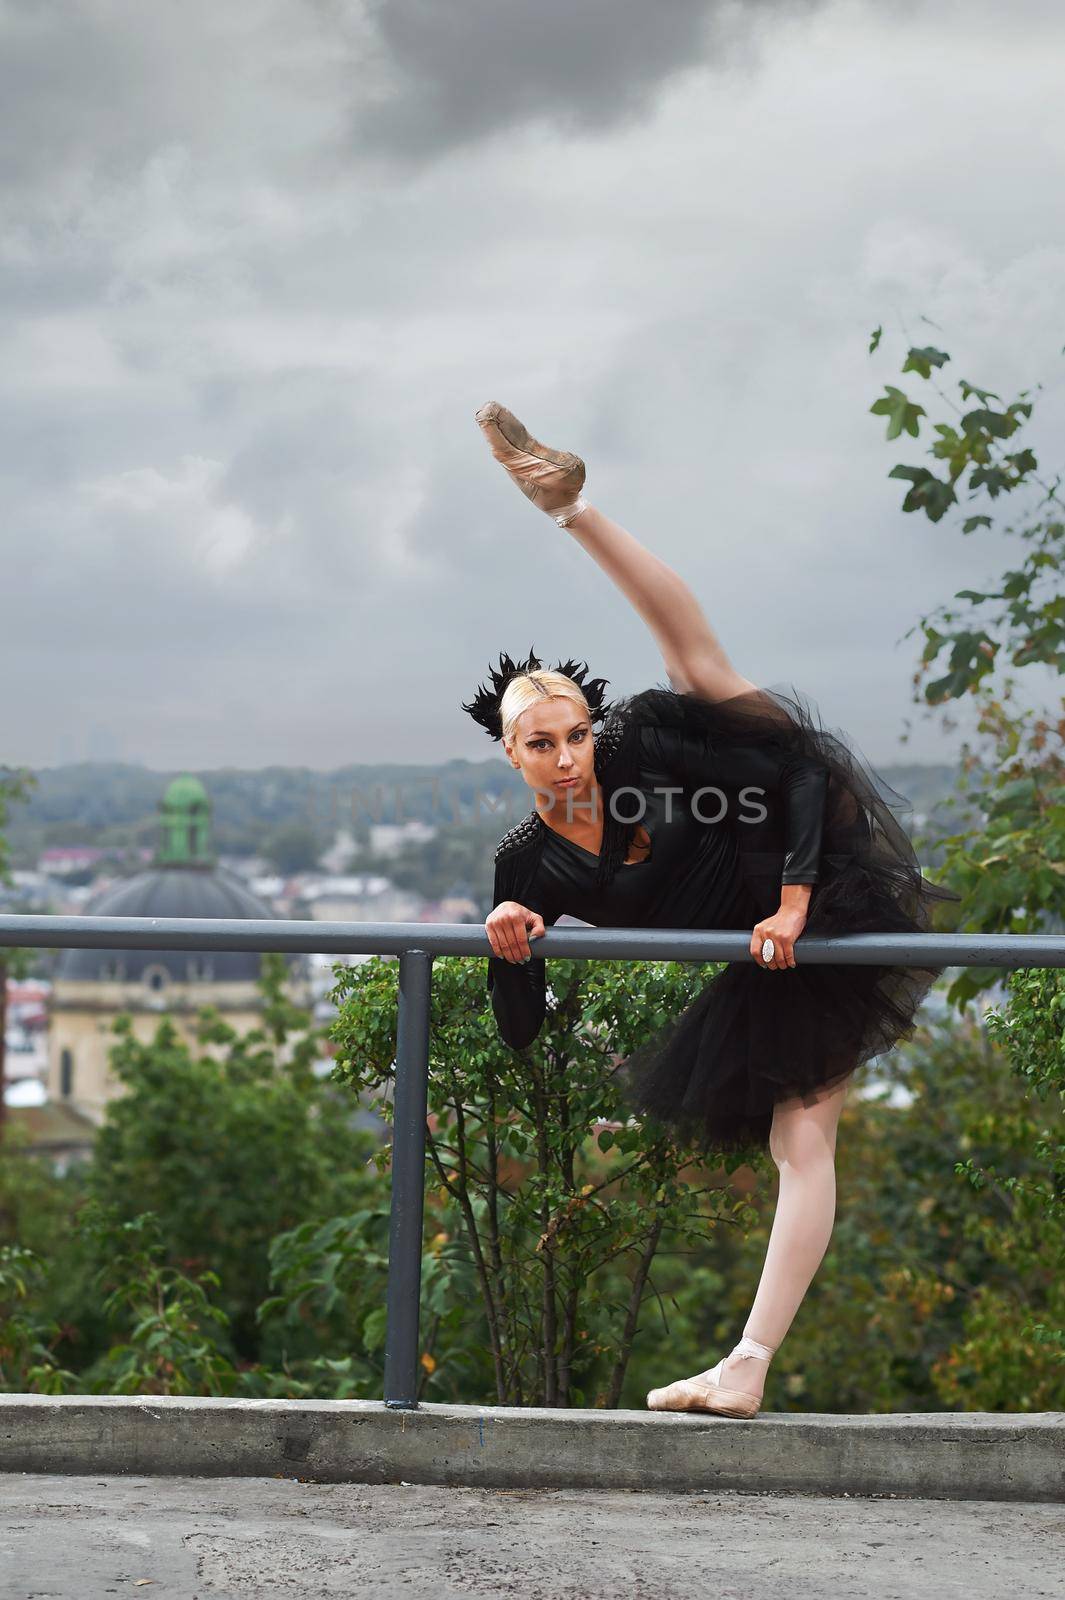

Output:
xmin=461 ymin=647 xmax=614 ymax=741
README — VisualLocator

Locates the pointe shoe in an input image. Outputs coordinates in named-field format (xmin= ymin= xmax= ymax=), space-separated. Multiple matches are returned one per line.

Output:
xmin=646 ymin=1335 xmax=776 ymax=1419
xmin=474 ymin=401 xmax=588 ymax=523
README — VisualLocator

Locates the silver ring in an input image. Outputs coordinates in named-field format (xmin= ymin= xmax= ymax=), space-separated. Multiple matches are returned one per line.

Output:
xmin=761 ymin=938 xmax=775 ymax=964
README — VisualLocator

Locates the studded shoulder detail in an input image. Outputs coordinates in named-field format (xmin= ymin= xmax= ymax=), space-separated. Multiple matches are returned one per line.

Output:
xmin=593 ymin=710 xmax=630 ymax=776
xmin=494 ymin=810 xmax=544 ymax=861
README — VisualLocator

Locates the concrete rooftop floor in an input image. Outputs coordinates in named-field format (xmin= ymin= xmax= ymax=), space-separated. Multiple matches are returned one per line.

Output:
xmin=1 ymin=1474 xmax=1062 ymax=1599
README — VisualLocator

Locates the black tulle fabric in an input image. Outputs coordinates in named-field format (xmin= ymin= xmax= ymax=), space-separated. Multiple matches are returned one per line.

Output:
xmin=595 ymin=681 xmax=961 ymax=1154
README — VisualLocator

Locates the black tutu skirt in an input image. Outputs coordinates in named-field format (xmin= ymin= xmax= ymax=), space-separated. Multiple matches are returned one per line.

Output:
xmin=611 ymin=680 xmax=961 ymax=1155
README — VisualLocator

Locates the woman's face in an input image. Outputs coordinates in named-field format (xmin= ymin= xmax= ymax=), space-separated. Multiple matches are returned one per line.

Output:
xmin=505 ymin=697 xmax=597 ymax=819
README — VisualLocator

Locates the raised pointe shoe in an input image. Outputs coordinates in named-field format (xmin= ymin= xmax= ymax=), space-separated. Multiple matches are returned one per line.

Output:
xmin=474 ymin=401 xmax=588 ymax=524
xmin=645 ymin=1335 xmax=776 ymax=1419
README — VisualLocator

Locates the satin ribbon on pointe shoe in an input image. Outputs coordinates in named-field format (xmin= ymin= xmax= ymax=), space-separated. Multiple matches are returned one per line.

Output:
xmin=553 ymin=495 xmax=588 ymax=527
xmin=646 ymin=1335 xmax=776 ymax=1419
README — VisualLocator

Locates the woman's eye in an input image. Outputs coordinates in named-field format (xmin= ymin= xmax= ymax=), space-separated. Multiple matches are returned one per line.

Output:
xmin=531 ymin=730 xmax=587 ymax=751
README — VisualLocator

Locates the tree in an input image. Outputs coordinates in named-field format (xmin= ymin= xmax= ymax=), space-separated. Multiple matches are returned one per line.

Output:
xmin=867 ymin=321 xmax=1065 ymax=1404
xmin=330 ymin=951 xmax=761 ymax=1408
xmin=0 ymin=766 xmax=38 ymax=1141
xmin=262 ymin=821 xmax=326 ymax=875
xmin=0 ymin=1242 xmax=78 ymax=1394
xmin=868 ymin=322 xmax=1065 ymax=1011
xmin=939 ymin=965 xmax=1065 ymax=1406
xmin=74 ymin=1204 xmax=239 ymax=1397
xmin=87 ymin=953 xmax=378 ymax=1362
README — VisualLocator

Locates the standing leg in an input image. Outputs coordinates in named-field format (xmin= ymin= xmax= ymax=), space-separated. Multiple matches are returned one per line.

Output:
xmin=712 ymin=1077 xmax=849 ymax=1400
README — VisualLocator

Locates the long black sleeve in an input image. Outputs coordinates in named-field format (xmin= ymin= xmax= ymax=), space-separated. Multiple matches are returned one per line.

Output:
xmin=485 ymin=857 xmax=557 ymax=1050
xmin=640 ymin=722 xmax=829 ymax=884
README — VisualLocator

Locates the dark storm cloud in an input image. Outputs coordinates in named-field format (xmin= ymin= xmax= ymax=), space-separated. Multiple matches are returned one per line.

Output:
xmin=3 ymin=0 xmax=1063 ymax=772
xmin=0 ymin=1 xmax=176 ymax=189
xmin=352 ymin=0 xmax=807 ymax=160
xmin=0 ymin=0 xmax=731 ymax=193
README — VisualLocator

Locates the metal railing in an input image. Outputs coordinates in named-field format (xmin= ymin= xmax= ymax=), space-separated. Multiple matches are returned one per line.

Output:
xmin=3 ymin=912 xmax=1064 ymax=1409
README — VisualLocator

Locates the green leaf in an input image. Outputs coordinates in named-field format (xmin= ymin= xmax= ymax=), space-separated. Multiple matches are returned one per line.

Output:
xmin=961 ymin=406 xmax=1019 ymax=442
xmin=902 ymin=345 xmax=950 ymax=379
xmin=362 ymin=1306 xmax=388 ymax=1353
xmin=887 ymin=464 xmax=957 ymax=521
xmin=957 ymin=379 xmax=1001 ymax=404
xmin=870 ymin=385 xmax=925 ymax=440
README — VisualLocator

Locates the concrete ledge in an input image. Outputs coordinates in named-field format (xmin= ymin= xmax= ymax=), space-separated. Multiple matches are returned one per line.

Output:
xmin=2 ymin=1397 xmax=1062 ymax=1502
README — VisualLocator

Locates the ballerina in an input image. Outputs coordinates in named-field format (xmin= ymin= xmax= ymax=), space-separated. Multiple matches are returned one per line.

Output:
xmin=464 ymin=401 xmax=957 ymax=1419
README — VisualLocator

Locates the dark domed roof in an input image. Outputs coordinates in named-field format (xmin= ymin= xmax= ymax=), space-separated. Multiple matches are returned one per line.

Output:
xmin=57 ymin=865 xmax=286 ymax=984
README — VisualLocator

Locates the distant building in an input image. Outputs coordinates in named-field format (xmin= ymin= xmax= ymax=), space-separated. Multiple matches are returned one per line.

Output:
xmin=418 ymin=894 xmax=480 ymax=924
xmin=369 ymin=820 xmax=436 ymax=858
xmin=296 ymin=873 xmax=424 ymax=924
xmin=37 ymin=846 xmax=106 ymax=876
xmin=46 ymin=774 xmax=310 ymax=1125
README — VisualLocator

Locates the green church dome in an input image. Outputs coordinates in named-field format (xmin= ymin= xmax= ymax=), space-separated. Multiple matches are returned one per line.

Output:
xmin=162 ymin=775 xmax=208 ymax=806
xmin=156 ymin=773 xmax=213 ymax=867
xmin=57 ymin=773 xmax=303 ymax=988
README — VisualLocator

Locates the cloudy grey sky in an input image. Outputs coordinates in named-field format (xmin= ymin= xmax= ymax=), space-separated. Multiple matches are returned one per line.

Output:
xmin=5 ymin=0 xmax=1064 ymax=773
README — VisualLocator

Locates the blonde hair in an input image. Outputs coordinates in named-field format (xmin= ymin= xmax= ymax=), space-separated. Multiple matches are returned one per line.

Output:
xmin=500 ymin=670 xmax=591 ymax=748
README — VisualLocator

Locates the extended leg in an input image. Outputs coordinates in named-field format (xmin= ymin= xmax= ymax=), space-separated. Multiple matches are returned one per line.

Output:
xmin=564 ymin=504 xmax=757 ymax=703
xmin=474 ymin=400 xmax=756 ymax=703
xmin=714 ymin=1077 xmax=849 ymax=1400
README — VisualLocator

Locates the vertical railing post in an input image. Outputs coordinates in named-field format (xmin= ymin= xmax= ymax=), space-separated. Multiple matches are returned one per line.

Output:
xmin=383 ymin=948 xmax=433 ymax=1409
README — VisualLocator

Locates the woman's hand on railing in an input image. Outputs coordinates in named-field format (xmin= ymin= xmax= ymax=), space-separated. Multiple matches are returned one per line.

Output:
xmin=750 ymin=903 xmax=809 ymax=971
xmin=486 ymin=901 xmax=547 ymax=965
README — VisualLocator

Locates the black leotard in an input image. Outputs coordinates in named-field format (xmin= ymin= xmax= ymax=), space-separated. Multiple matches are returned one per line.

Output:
xmin=488 ymin=716 xmax=828 ymax=1050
